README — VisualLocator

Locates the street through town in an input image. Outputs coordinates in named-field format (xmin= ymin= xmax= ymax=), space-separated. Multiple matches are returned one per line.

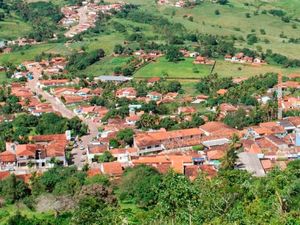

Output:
xmin=65 ymin=6 xmax=89 ymax=37
xmin=26 ymin=67 xmax=99 ymax=168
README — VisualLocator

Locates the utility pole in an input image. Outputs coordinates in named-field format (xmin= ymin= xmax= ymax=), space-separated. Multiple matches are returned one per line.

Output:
xmin=278 ymin=74 xmax=283 ymax=120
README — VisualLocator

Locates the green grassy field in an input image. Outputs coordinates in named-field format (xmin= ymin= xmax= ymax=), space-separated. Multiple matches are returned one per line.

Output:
xmin=0 ymin=15 xmax=31 ymax=40
xmin=0 ymin=44 xmax=57 ymax=65
xmin=213 ymin=59 xmax=300 ymax=77
xmin=134 ymin=57 xmax=211 ymax=78
xmin=79 ymin=55 xmax=132 ymax=76
xmin=0 ymin=204 xmax=54 ymax=225
xmin=145 ymin=1 xmax=300 ymax=60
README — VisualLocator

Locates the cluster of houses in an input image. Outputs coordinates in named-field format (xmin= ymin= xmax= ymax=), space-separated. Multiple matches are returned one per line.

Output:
xmin=225 ymin=53 xmax=266 ymax=65
xmin=61 ymin=1 xmax=126 ymax=37
xmin=9 ymin=82 xmax=60 ymax=117
xmin=180 ymin=50 xmax=215 ymax=65
xmin=78 ymin=117 xmax=300 ymax=179
xmin=0 ymin=133 xmax=68 ymax=171
xmin=0 ymin=38 xmax=38 ymax=55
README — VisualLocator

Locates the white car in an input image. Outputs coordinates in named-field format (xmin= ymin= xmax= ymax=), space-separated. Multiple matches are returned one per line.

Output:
xmin=80 ymin=145 xmax=84 ymax=150
xmin=80 ymin=156 xmax=86 ymax=162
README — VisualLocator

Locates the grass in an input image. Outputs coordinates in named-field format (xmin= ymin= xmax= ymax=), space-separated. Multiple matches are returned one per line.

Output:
xmin=153 ymin=1 xmax=300 ymax=59
xmin=179 ymin=81 xmax=199 ymax=97
xmin=0 ymin=44 xmax=57 ymax=65
xmin=213 ymin=59 xmax=300 ymax=78
xmin=134 ymin=57 xmax=211 ymax=78
xmin=85 ymin=33 xmax=125 ymax=55
xmin=0 ymin=204 xmax=54 ymax=225
xmin=0 ymin=15 xmax=31 ymax=40
xmin=46 ymin=43 xmax=71 ymax=55
xmin=78 ymin=55 xmax=132 ymax=76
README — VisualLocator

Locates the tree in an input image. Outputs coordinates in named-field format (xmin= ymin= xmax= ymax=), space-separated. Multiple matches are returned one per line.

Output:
xmin=113 ymin=44 xmax=124 ymax=54
xmin=117 ymin=129 xmax=134 ymax=146
xmin=160 ymin=117 xmax=178 ymax=130
xmin=165 ymin=46 xmax=181 ymax=62
xmin=1 ymin=174 xmax=29 ymax=203
xmin=220 ymin=133 xmax=240 ymax=170
xmin=120 ymin=164 xmax=162 ymax=208
xmin=156 ymin=169 xmax=198 ymax=223
xmin=109 ymin=139 xmax=119 ymax=149
xmin=215 ymin=10 xmax=220 ymax=15
xmin=71 ymin=184 xmax=119 ymax=224
xmin=97 ymin=151 xmax=115 ymax=163
xmin=217 ymin=0 xmax=228 ymax=5
xmin=98 ymin=49 xmax=105 ymax=58
xmin=167 ymin=80 xmax=181 ymax=92
xmin=0 ymin=12 xmax=5 ymax=21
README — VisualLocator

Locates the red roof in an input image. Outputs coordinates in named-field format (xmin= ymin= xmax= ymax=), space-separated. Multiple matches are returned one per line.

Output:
xmin=101 ymin=162 xmax=123 ymax=176
xmin=16 ymin=144 xmax=38 ymax=156
xmin=87 ymin=168 xmax=102 ymax=178
xmin=0 ymin=171 xmax=10 ymax=181
xmin=216 ymin=89 xmax=228 ymax=95
xmin=0 ymin=150 xmax=15 ymax=163
xmin=148 ymin=77 xmax=161 ymax=83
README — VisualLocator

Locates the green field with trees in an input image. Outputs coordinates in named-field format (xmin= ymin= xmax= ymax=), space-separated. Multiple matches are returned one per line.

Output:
xmin=134 ymin=57 xmax=212 ymax=78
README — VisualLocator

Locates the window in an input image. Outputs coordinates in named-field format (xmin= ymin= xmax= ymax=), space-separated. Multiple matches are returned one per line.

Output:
xmin=155 ymin=145 xmax=160 ymax=148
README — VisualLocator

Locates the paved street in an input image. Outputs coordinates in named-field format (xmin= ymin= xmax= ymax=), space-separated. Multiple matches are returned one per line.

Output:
xmin=27 ymin=67 xmax=99 ymax=168
xmin=65 ymin=7 xmax=88 ymax=37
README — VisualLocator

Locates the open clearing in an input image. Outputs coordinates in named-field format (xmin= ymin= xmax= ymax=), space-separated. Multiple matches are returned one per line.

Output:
xmin=213 ymin=60 xmax=300 ymax=77
xmin=134 ymin=57 xmax=212 ymax=79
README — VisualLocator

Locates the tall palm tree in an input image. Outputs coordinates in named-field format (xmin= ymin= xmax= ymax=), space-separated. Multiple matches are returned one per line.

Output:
xmin=220 ymin=134 xmax=240 ymax=170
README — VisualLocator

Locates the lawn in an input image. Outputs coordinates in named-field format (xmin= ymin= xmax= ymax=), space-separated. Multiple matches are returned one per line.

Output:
xmin=78 ymin=55 xmax=132 ymax=76
xmin=134 ymin=57 xmax=212 ymax=79
xmin=0 ymin=44 xmax=57 ymax=65
xmin=213 ymin=59 xmax=300 ymax=78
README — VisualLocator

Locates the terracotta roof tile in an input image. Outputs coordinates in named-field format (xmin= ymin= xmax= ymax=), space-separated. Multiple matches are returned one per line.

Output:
xmin=102 ymin=162 xmax=123 ymax=176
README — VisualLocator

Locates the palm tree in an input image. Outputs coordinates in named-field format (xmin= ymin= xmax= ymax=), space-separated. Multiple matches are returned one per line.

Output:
xmin=220 ymin=134 xmax=240 ymax=170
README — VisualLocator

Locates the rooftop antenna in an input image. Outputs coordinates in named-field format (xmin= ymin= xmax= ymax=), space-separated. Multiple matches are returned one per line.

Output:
xmin=278 ymin=74 xmax=283 ymax=120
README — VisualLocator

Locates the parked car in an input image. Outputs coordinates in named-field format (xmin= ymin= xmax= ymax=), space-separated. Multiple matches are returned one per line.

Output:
xmin=81 ymin=156 xmax=85 ymax=162
xmin=80 ymin=145 xmax=84 ymax=150
xmin=82 ymin=151 xmax=87 ymax=155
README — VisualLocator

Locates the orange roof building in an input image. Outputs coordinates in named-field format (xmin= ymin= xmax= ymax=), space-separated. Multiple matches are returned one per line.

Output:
xmin=216 ymin=89 xmax=228 ymax=95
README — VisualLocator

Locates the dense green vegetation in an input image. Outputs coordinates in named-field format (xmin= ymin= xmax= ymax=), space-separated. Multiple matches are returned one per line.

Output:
xmin=2 ymin=159 xmax=300 ymax=224
xmin=0 ymin=113 xmax=87 ymax=151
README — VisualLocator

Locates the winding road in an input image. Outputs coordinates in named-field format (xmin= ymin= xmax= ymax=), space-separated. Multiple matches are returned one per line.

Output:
xmin=26 ymin=67 xmax=99 ymax=169
xmin=65 ymin=7 xmax=89 ymax=37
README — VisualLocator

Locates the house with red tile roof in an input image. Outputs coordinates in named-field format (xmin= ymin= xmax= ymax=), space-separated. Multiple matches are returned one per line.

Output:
xmin=100 ymin=161 xmax=123 ymax=176
xmin=178 ymin=106 xmax=197 ymax=115
xmin=87 ymin=145 xmax=108 ymax=163
xmin=132 ymin=154 xmax=193 ymax=174
xmin=109 ymin=147 xmax=138 ymax=164
xmin=51 ymin=87 xmax=77 ymax=95
xmin=216 ymin=89 xmax=228 ymax=95
xmin=116 ymin=88 xmax=137 ymax=99
xmin=76 ymin=88 xmax=91 ymax=96
xmin=87 ymin=168 xmax=102 ymax=178
xmin=146 ymin=91 xmax=162 ymax=101
xmin=38 ymin=79 xmax=70 ymax=88
xmin=0 ymin=171 xmax=11 ymax=180
xmin=147 ymin=77 xmax=163 ymax=87
xmin=289 ymin=74 xmax=300 ymax=79
xmin=133 ymin=128 xmax=205 ymax=155
xmin=0 ymin=150 xmax=16 ymax=170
